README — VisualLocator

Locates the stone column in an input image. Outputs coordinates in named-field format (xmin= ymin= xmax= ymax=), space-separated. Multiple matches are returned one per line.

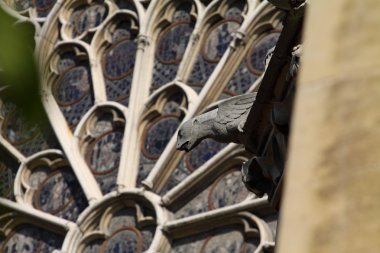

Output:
xmin=276 ymin=1 xmax=380 ymax=253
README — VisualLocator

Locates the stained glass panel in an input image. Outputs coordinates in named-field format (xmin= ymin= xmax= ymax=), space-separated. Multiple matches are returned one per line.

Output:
xmin=138 ymin=93 xmax=185 ymax=186
xmin=0 ymin=225 xmax=64 ymax=253
xmin=161 ymin=138 xmax=226 ymax=194
xmin=12 ymin=0 xmax=31 ymax=11
xmin=33 ymin=166 xmax=88 ymax=221
xmin=0 ymin=100 xmax=60 ymax=156
xmin=103 ymin=19 xmax=138 ymax=105
xmin=203 ymin=21 xmax=240 ymax=63
xmin=33 ymin=0 xmax=57 ymax=17
xmin=83 ymin=110 xmax=125 ymax=194
xmin=174 ymin=168 xmax=249 ymax=218
xmin=187 ymin=4 xmax=244 ymax=91
xmin=83 ymin=205 xmax=156 ymax=253
xmin=71 ymin=3 xmax=108 ymax=37
xmin=55 ymin=54 xmax=94 ymax=130
xmin=0 ymin=148 xmax=19 ymax=200
xmin=151 ymin=3 xmax=194 ymax=92
xmin=248 ymin=32 xmax=281 ymax=75
xmin=171 ymin=226 xmax=258 ymax=253
xmin=138 ymin=116 xmax=180 ymax=186
xmin=142 ymin=117 xmax=180 ymax=159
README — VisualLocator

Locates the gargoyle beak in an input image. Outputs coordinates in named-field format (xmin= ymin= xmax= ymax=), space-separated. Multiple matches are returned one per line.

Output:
xmin=177 ymin=141 xmax=190 ymax=152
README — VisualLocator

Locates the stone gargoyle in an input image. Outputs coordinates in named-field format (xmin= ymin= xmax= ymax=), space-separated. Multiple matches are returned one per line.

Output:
xmin=176 ymin=92 xmax=256 ymax=152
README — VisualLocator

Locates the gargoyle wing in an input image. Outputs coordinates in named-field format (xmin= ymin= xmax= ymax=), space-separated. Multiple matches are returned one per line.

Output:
xmin=216 ymin=93 xmax=256 ymax=132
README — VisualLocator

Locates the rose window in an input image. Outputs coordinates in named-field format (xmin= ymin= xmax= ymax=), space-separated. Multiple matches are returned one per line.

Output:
xmin=0 ymin=0 xmax=284 ymax=252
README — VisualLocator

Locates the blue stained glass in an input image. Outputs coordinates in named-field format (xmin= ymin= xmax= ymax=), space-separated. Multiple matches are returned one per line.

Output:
xmin=104 ymin=40 xmax=137 ymax=79
xmin=225 ymin=5 xmax=244 ymax=21
xmin=248 ymin=32 xmax=281 ymax=74
xmin=103 ymin=21 xmax=138 ymax=104
xmin=83 ymin=111 xmax=125 ymax=194
xmin=172 ymin=2 xmax=192 ymax=22
xmin=33 ymin=0 xmax=56 ymax=11
xmin=55 ymin=66 xmax=90 ymax=105
xmin=186 ymin=139 xmax=227 ymax=171
xmin=60 ymin=96 xmax=93 ymax=128
xmin=35 ymin=167 xmax=87 ymax=221
xmin=203 ymin=21 xmax=240 ymax=62
xmin=54 ymin=62 xmax=94 ymax=129
xmin=161 ymin=140 xmax=226 ymax=194
xmin=138 ymin=116 xmax=181 ymax=186
xmin=224 ymin=60 xmax=259 ymax=96
xmin=87 ymin=131 xmax=123 ymax=174
xmin=156 ymin=23 xmax=193 ymax=64
xmin=187 ymin=3 xmax=244 ymax=92
xmin=72 ymin=4 xmax=107 ymax=37
xmin=0 ymin=101 xmax=60 ymax=156
xmin=171 ymin=226 xmax=256 ymax=253
xmin=163 ymin=94 xmax=183 ymax=114
xmin=83 ymin=240 xmax=103 ymax=253
xmin=105 ymin=77 xmax=132 ymax=106
xmin=13 ymin=0 xmax=31 ymax=11
xmin=151 ymin=22 xmax=193 ymax=91
xmin=151 ymin=60 xmax=179 ymax=91
xmin=187 ymin=21 xmax=240 ymax=91
xmin=174 ymin=169 xmax=249 ymax=218
xmin=58 ymin=52 xmax=77 ymax=72
xmin=143 ymin=117 xmax=180 ymax=159
xmin=1 ymin=226 xmax=63 ymax=253
xmin=103 ymin=228 xmax=142 ymax=253
xmin=187 ymin=55 xmax=217 ymax=90
xmin=0 ymin=148 xmax=19 ymax=200
xmin=84 ymin=206 xmax=156 ymax=252
xmin=3 ymin=109 xmax=38 ymax=145
xmin=115 ymin=0 xmax=136 ymax=11
xmin=32 ymin=0 xmax=57 ymax=17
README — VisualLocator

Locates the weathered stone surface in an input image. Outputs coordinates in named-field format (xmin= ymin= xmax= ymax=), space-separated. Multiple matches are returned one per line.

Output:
xmin=176 ymin=93 xmax=256 ymax=151
xmin=277 ymin=1 xmax=380 ymax=252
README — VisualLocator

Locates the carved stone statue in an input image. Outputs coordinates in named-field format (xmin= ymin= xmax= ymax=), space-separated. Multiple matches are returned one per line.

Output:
xmin=176 ymin=0 xmax=305 ymax=201
xmin=176 ymin=92 xmax=256 ymax=151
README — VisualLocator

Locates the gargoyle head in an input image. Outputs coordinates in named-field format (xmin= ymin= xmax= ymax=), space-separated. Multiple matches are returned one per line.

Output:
xmin=176 ymin=118 xmax=201 ymax=152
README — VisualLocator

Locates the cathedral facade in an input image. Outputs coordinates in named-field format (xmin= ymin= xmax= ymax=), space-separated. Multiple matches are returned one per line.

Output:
xmin=0 ymin=0 xmax=286 ymax=252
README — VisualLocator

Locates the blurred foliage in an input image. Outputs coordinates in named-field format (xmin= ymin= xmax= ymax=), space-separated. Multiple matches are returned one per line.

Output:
xmin=0 ymin=6 xmax=46 ymax=125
